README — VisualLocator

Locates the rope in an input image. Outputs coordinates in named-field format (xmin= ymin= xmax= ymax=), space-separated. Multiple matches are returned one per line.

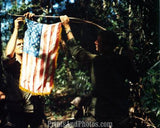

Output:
xmin=8 ymin=13 xmax=106 ymax=31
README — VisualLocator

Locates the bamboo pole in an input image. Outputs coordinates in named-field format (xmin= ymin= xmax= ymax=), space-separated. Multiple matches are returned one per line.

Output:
xmin=8 ymin=13 xmax=106 ymax=31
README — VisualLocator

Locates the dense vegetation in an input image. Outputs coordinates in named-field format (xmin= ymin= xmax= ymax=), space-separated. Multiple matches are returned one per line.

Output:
xmin=0 ymin=0 xmax=159 ymax=127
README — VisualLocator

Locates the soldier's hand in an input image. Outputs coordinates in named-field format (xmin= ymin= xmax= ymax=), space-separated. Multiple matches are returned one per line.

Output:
xmin=60 ymin=15 xmax=70 ymax=28
xmin=24 ymin=12 xmax=35 ymax=20
xmin=14 ymin=17 xmax=25 ymax=30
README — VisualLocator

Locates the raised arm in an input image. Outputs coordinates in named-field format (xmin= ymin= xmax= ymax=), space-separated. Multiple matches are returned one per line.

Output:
xmin=60 ymin=15 xmax=74 ymax=40
xmin=5 ymin=17 xmax=24 ymax=58
xmin=5 ymin=12 xmax=35 ymax=58
xmin=60 ymin=15 xmax=96 ymax=63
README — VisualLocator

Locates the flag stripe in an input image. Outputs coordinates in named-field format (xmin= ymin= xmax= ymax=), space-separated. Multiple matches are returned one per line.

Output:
xmin=43 ymin=23 xmax=59 ymax=92
xmin=49 ymin=23 xmax=62 ymax=88
xmin=34 ymin=58 xmax=41 ymax=93
xmin=29 ymin=55 xmax=37 ymax=92
xmin=44 ymin=23 xmax=61 ymax=92
xmin=37 ymin=25 xmax=48 ymax=93
xmin=40 ymin=25 xmax=50 ymax=93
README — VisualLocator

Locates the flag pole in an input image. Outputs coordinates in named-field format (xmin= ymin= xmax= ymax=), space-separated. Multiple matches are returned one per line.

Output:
xmin=8 ymin=13 xmax=106 ymax=31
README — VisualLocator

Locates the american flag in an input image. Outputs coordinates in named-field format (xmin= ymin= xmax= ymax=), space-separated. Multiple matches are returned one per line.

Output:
xmin=19 ymin=19 xmax=62 ymax=95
